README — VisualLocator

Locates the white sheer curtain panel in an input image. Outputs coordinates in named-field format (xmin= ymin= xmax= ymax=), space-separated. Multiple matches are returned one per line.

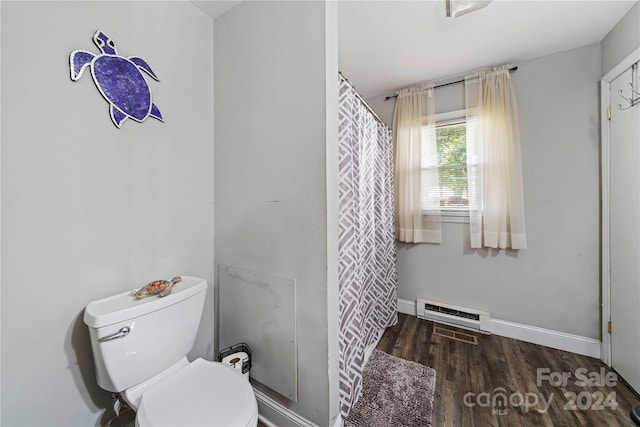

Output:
xmin=465 ymin=66 xmax=527 ymax=249
xmin=392 ymin=85 xmax=441 ymax=243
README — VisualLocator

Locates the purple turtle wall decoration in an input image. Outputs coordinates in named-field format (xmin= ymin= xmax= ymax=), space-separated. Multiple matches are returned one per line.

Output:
xmin=70 ymin=30 xmax=163 ymax=129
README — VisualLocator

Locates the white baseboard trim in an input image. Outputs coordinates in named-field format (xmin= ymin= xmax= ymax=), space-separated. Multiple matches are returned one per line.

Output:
xmin=330 ymin=413 xmax=344 ymax=427
xmin=259 ymin=414 xmax=278 ymax=427
xmin=253 ymin=388 xmax=318 ymax=427
xmin=364 ymin=327 xmax=386 ymax=365
xmin=490 ymin=319 xmax=601 ymax=359
xmin=397 ymin=298 xmax=416 ymax=316
xmin=397 ymin=298 xmax=601 ymax=359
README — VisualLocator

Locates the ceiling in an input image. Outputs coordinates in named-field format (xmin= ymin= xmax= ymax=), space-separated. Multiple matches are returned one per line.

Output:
xmin=338 ymin=0 xmax=637 ymax=99
xmin=193 ymin=0 xmax=636 ymax=99
xmin=192 ymin=0 xmax=242 ymax=20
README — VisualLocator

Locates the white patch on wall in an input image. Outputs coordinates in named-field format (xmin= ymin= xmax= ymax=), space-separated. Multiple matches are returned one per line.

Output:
xmin=219 ymin=264 xmax=298 ymax=401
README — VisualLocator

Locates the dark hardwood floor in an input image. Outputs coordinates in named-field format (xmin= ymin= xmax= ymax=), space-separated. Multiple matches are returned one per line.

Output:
xmin=376 ymin=313 xmax=640 ymax=427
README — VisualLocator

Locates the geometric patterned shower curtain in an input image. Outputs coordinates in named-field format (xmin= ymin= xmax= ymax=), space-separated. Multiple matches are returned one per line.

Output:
xmin=338 ymin=75 xmax=399 ymax=417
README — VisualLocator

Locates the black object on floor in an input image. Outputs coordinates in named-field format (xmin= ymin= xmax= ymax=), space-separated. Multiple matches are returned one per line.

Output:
xmin=631 ymin=405 xmax=640 ymax=426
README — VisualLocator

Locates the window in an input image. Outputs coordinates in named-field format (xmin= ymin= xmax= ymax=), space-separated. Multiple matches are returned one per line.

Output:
xmin=436 ymin=122 xmax=468 ymax=209
xmin=421 ymin=111 xmax=469 ymax=222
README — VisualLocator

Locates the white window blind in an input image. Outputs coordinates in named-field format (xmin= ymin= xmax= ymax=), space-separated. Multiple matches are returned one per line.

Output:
xmin=421 ymin=119 xmax=469 ymax=220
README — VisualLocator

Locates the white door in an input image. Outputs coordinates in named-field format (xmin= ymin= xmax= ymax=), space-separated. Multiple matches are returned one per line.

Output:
xmin=610 ymin=62 xmax=640 ymax=393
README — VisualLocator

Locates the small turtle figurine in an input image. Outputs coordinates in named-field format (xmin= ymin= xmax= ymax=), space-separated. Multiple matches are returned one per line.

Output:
xmin=70 ymin=30 xmax=163 ymax=128
xmin=132 ymin=276 xmax=182 ymax=299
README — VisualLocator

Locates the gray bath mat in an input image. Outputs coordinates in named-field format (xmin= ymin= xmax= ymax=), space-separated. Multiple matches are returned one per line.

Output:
xmin=345 ymin=349 xmax=436 ymax=427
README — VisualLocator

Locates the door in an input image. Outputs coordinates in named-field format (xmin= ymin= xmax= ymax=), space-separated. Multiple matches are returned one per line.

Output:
xmin=610 ymin=62 xmax=640 ymax=393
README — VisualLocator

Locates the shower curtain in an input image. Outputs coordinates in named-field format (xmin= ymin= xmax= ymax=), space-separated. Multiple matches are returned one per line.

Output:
xmin=338 ymin=76 xmax=399 ymax=417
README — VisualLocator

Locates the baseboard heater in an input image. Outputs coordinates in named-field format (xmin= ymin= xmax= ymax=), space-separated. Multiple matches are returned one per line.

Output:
xmin=416 ymin=298 xmax=491 ymax=334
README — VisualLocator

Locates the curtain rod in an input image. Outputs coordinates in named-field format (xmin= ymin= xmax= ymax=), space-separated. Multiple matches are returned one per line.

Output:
xmin=384 ymin=66 xmax=518 ymax=101
xmin=339 ymin=72 xmax=390 ymax=130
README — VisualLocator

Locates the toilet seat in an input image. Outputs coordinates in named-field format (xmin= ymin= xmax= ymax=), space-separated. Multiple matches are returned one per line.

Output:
xmin=136 ymin=358 xmax=258 ymax=427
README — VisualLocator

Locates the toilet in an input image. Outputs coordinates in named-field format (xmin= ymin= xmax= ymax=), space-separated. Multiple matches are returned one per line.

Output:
xmin=84 ymin=276 xmax=258 ymax=427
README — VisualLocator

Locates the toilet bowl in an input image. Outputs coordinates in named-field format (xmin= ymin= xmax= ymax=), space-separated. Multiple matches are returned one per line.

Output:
xmin=84 ymin=276 xmax=258 ymax=426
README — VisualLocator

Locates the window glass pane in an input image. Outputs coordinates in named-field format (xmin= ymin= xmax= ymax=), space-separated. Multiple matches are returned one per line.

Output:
xmin=420 ymin=121 xmax=470 ymax=213
xmin=437 ymin=124 xmax=466 ymax=166
xmin=437 ymin=123 xmax=468 ymax=209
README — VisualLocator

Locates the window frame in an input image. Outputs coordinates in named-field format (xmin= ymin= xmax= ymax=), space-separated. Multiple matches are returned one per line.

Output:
xmin=424 ymin=110 xmax=470 ymax=223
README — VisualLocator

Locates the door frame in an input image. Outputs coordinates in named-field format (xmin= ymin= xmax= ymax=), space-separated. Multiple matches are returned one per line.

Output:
xmin=600 ymin=47 xmax=640 ymax=366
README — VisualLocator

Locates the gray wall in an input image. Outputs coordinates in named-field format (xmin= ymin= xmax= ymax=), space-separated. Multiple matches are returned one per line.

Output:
xmin=369 ymin=44 xmax=602 ymax=339
xmin=214 ymin=1 xmax=331 ymax=425
xmin=601 ymin=1 xmax=640 ymax=76
xmin=1 ymin=1 xmax=214 ymax=425
xmin=367 ymin=77 xmax=468 ymax=128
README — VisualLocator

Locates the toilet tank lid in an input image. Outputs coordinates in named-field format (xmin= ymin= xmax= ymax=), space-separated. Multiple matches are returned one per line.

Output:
xmin=84 ymin=276 xmax=207 ymax=328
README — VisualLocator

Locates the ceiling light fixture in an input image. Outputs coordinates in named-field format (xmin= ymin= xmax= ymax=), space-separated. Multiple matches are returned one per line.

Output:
xmin=445 ymin=0 xmax=492 ymax=18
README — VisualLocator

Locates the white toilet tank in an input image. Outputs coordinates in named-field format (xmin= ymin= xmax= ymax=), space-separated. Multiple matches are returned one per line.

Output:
xmin=84 ymin=276 xmax=207 ymax=393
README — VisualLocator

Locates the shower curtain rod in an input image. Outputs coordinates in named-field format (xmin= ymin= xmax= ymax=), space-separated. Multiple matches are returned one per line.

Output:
xmin=384 ymin=66 xmax=518 ymax=100
xmin=339 ymin=72 xmax=390 ymax=130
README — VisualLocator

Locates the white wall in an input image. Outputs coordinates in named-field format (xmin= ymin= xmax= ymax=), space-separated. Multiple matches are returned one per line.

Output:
xmin=214 ymin=1 xmax=332 ymax=425
xmin=601 ymin=0 xmax=640 ymax=76
xmin=1 ymin=1 xmax=214 ymax=425
xmin=369 ymin=44 xmax=602 ymax=339
xmin=324 ymin=1 xmax=341 ymax=425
